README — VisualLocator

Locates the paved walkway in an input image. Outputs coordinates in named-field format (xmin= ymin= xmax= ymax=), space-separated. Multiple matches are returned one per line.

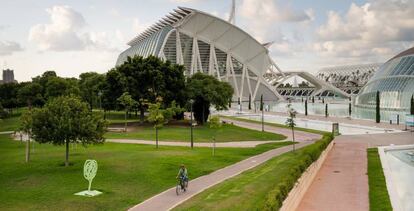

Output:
xmin=221 ymin=117 xmax=322 ymax=142
xmin=296 ymin=132 xmax=414 ymax=211
xmin=129 ymin=142 xmax=312 ymax=211
xmin=107 ymin=139 xmax=281 ymax=148
xmin=0 ymin=131 xmax=14 ymax=135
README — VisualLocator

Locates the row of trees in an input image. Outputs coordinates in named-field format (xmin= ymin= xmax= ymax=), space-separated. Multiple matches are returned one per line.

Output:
xmin=0 ymin=56 xmax=233 ymax=124
xmin=0 ymin=70 xmax=105 ymax=115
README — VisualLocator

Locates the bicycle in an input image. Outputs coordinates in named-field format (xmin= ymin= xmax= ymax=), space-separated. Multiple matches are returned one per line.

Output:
xmin=176 ymin=177 xmax=188 ymax=195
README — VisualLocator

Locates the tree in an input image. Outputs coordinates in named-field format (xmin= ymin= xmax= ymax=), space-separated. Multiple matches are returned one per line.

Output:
xmin=209 ymin=115 xmax=222 ymax=156
xmin=186 ymin=73 xmax=233 ymax=124
xmin=102 ymin=68 xmax=125 ymax=114
xmin=285 ymin=103 xmax=297 ymax=152
xmin=411 ymin=95 xmax=414 ymax=115
xmin=0 ymin=83 xmax=20 ymax=113
xmin=79 ymin=72 xmax=105 ymax=110
xmin=20 ymin=110 xmax=34 ymax=163
xmin=248 ymin=94 xmax=251 ymax=110
xmin=117 ymin=92 xmax=137 ymax=132
xmin=45 ymin=77 xmax=80 ymax=99
xmin=31 ymin=96 xmax=108 ymax=166
xmin=260 ymin=94 xmax=264 ymax=132
xmin=147 ymin=101 xmax=181 ymax=148
xmin=18 ymin=82 xmax=44 ymax=109
xmin=376 ymin=91 xmax=380 ymax=123
xmin=305 ymin=99 xmax=308 ymax=116
xmin=111 ymin=56 xmax=187 ymax=122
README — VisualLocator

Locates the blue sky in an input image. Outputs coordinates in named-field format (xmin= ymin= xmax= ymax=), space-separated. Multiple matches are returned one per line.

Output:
xmin=1 ymin=0 xmax=413 ymax=81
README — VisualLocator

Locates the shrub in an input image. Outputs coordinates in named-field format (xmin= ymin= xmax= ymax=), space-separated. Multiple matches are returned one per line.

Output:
xmin=263 ymin=133 xmax=334 ymax=211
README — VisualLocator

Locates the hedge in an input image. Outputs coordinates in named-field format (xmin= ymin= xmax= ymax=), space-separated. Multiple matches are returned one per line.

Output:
xmin=263 ymin=133 xmax=334 ymax=210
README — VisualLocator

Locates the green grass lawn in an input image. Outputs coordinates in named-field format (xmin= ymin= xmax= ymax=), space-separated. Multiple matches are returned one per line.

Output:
xmin=221 ymin=115 xmax=326 ymax=135
xmin=0 ymin=108 xmax=27 ymax=132
xmin=174 ymin=134 xmax=332 ymax=211
xmin=0 ymin=134 xmax=292 ymax=211
xmin=105 ymin=123 xmax=287 ymax=142
xmin=367 ymin=148 xmax=392 ymax=211
xmin=93 ymin=110 xmax=141 ymax=124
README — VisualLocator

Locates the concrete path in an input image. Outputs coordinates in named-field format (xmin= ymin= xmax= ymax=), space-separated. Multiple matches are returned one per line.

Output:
xmin=0 ymin=131 xmax=14 ymax=135
xmin=235 ymin=109 xmax=405 ymax=130
xmin=107 ymin=139 xmax=281 ymax=148
xmin=129 ymin=142 xmax=313 ymax=211
xmin=296 ymin=132 xmax=414 ymax=211
xmin=221 ymin=117 xmax=322 ymax=142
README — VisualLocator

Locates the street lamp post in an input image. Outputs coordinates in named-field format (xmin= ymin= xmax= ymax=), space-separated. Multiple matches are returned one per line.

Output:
xmin=190 ymin=99 xmax=194 ymax=149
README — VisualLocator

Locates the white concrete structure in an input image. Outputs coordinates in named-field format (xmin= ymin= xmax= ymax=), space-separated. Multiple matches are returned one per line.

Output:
xmin=265 ymin=71 xmax=350 ymax=98
xmin=116 ymin=7 xmax=284 ymax=102
xmin=116 ymin=6 xmax=349 ymax=101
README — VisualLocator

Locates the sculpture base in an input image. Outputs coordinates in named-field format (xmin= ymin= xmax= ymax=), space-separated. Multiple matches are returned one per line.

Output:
xmin=74 ymin=190 xmax=102 ymax=197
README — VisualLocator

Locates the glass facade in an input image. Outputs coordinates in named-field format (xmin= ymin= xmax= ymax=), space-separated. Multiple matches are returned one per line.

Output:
xmin=116 ymin=26 xmax=173 ymax=66
xmin=355 ymin=47 xmax=414 ymax=121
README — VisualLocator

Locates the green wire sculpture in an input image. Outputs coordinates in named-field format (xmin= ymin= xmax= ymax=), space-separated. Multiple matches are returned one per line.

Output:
xmin=84 ymin=160 xmax=98 ymax=192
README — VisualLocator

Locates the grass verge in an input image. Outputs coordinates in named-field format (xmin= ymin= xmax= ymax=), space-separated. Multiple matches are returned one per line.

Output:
xmin=105 ymin=123 xmax=287 ymax=142
xmin=0 ymin=134 xmax=291 ymax=211
xmin=174 ymin=133 xmax=333 ymax=211
xmin=367 ymin=148 xmax=392 ymax=211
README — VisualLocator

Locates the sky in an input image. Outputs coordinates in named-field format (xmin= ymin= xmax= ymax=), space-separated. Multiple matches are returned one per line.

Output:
xmin=1 ymin=0 xmax=414 ymax=82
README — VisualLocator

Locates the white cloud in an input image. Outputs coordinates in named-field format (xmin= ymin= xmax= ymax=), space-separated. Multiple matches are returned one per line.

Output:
xmin=29 ymin=5 xmax=117 ymax=52
xmin=239 ymin=0 xmax=311 ymax=44
xmin=314 ymin=0 xmax=414 ymax=59
xmin=0 ymin=25 xmax=10 ymax=31
xmin=132 ymin=18 xmax=151 ymax=34
xmin=0 ymin=41 xmax=23 ymax=56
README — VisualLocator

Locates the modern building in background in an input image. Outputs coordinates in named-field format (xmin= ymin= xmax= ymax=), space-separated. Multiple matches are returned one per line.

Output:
xmin=354 ymin=47 xmax=414 ymax=121
xmin=0 ymin=69 xmax=17 ymax=84
xmin=116 ymin=7 xmax=285 ymax=102
xmin=316 ymin=63 xmax=382 ymax=94
xmin=116 ymin=6 xmax=350 ymax=102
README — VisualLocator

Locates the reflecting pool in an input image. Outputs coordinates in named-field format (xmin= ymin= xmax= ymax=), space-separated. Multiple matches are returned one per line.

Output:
xmin=379 ymin=145 xmax=414 ymax=211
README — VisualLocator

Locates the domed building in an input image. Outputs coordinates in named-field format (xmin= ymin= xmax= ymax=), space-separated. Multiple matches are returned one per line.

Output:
xmin=354 ymin=47 xmax=414 ymax=121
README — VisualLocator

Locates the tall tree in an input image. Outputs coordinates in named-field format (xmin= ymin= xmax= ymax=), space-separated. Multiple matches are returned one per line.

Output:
xmin=376 ymin=91 xmax=380 ymax=123
xmin=45 ymin=77 xmax=80 ymax=99
xmin=31 ymin=96 xmax=108 ymax=166
xmin=79 ymin=72 xmax=105 ymax=110
xmin=18 ymin=82 xmax=44 ymax=109
xmin=186 ymin=73 xmax=233 ymax=124
xmin=112 ymin=56 xmax=187 ymax=122
xmin=117 ymin=92 xmax=137 ymax=132
xmin=102 ymin=68 xmax=125 ymax=113
xmin=305 ymin=99 xmax=308 ymax=116
xmin=0 ymin=83 xmax=20 ymax=113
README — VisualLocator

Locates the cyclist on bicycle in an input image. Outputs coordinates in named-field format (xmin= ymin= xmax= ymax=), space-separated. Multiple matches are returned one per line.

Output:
xmin=176 ymin=164 xmax=188 ymax=189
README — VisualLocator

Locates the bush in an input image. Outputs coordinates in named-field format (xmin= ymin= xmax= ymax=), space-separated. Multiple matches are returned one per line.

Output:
xmin=264 ymin=133 xmax=334 ymax=211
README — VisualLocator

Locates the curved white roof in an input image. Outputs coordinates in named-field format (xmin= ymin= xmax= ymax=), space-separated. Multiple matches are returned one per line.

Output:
xmin=175 ymin=7 xmax=272 ymax=78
